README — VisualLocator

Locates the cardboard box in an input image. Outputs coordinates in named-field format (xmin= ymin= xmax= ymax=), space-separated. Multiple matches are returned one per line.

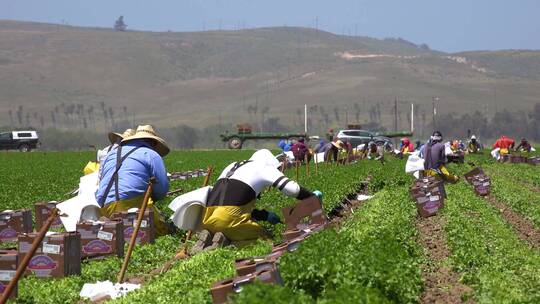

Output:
xmin=282 ymin=196 xmax=327 ymax=231
xmin=0 ymin=209 xmax=33 ymax=242
xmin=76 ymin=220 xmax=124 ymax=259
xmin=415 ymin=194 xmax=444 ymax=218
xmin=0 ymin=250 xmax=18 ymax=299
xmin=112 ymin=209 xmax=155 ymax=245
xmin=234 ymin=257 xmax=276 ymax=277
xmin=210 ymin=265 xmax=283 ymax=304
xmin=18 ymin=232 xmax=81 ymax=278
xmin=35 ymin=202 xmax=63 ymax=231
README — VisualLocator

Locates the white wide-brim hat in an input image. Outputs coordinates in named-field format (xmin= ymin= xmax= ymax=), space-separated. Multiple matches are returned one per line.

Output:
xmin=121 ymin=125 xmax=170 ymax=157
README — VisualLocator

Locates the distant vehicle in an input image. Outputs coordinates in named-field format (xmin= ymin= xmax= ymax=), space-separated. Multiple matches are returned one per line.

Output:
xmin=0 ymin=130 xmax=40 ymax=152
xmin=336 ymin=129 xmax=392 ymax=147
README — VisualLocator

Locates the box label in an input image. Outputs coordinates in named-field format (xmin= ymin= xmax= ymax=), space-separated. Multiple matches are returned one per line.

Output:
xmin=0 ymin=228 xmax=17 ymax=240
xmin=133 ymin=220 xmax=148 ymax=228
xmin=124 ymin=227 xmax=145 ymax=240
xmin=429 ymin=195 xmax=440 ymax=202
xmin=0 ymin=270 xmax=15 ymax=281
xmin=42 ymin=243 xmax=61 ymax=254
xmin=97 ymin=231 xmax=113 ymax=241
xmin=83 ymin=240 xmax=112 ymax=254
xmin=28 ymin=255 xmax=58 ymax=270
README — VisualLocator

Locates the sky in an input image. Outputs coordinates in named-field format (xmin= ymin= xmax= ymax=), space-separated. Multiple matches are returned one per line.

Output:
xmin=1 ymin=0 xmax=539 ymax=52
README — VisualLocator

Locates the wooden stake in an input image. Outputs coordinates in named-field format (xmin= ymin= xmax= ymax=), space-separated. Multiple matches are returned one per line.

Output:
xmin=0 ymin=208 xmax=59 ymax=304
xmin=314 ymin=153 xmax=318 ymax=174
xmin=117 ymin=177 xmax=155 ymax=283
xmin=305 ymin=154 xmax=309 ymax=177
xmin=295 ymin=161 xmax=299 ymax=181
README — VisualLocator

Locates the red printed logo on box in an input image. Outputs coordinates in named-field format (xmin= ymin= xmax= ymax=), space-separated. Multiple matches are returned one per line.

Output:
xmin=0 ymin=228 xmax=17 ymax=240
xmin=28 ymin=255 xmax=58 ymax=270
xmin=83 ymin=240 xmax=112 ymax=254
xmin=123 ymin=227 xmax=144 ymax=240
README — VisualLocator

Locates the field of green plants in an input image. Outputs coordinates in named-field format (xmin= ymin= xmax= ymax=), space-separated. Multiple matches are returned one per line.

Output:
xmin=0 ymin=148 xmax=539 ymax=303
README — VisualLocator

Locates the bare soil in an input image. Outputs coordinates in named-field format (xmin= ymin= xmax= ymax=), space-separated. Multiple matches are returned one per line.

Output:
xmin=416 ymin=216 xmax=475 ymax=303
xmin=486 ymin=195 xmax=540 ymax=250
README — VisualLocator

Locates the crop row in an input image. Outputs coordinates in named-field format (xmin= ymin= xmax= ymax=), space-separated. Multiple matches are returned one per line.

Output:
xmin=483 ymin=166 xmax=540 ymax=227
xmin=442 ymin=164 xmax=540 ymax=303
xmin=234 ymin=184 xmax=423 ymax=303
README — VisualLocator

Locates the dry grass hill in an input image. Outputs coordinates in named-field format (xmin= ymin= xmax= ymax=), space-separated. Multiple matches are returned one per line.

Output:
xmin=1 ymin=20 xmax=539 ymax=133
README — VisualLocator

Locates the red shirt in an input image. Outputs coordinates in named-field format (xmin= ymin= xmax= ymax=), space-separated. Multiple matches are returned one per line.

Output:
xmin=493 ymin=137 xmax=515 ymax=149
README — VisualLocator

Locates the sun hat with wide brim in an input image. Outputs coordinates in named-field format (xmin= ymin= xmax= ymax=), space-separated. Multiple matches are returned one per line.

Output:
xmin=108 ymin=128 xmax=136 ymax=144
xmin=121 ymin=125 xmax=170 ymax=157
xmin=332 ymin=140 xmax=344 ymax=149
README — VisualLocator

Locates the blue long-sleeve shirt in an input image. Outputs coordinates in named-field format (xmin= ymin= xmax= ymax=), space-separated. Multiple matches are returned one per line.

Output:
xmin=95 ymin=139 xmax=169 ymax=207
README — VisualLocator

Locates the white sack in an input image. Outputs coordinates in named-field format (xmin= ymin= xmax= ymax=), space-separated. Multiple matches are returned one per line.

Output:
xmin=57 ymin=172 xmax=100 ymax=232
xmin=168 ymin=186 xmax=212 ymax=231
xmin=80 ymin=280 xmax=140 ymax=300
xmin=284 ymin=151 xmax=295 ymax=161
xmin=490 ymin=148 xmax=501 ymax=160
xmin=315 ymin=152 xmax=326 ymax=163
xmin=405 ymin=153 xmax=425 ymax=173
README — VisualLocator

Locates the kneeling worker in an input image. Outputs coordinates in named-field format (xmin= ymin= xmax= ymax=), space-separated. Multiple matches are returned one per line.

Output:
xmin=199 ymin=149 xmax=321 ymax=248
xmin=421 ymin=131 xmax=459 ymax=183
xmin=95 ymin=125 xmax=170 ymax=236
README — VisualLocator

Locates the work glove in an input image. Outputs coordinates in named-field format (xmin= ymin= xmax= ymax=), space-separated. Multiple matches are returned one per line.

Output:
xmin=313 ymin=190 xmax=323 ymax=200
xmin=251 ymin=209 xmax=282 ymax=225
xmin=266 ymin=212 xmax=282 ymax=225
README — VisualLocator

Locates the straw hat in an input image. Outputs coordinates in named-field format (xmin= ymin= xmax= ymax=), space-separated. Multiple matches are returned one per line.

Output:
xmin=121 ymin=125 xmax=170 ymax=157
xmin=332 ymin=140 xmax=344 ymax=149
xmin=108 ymin=128 xmax=135 ymax=144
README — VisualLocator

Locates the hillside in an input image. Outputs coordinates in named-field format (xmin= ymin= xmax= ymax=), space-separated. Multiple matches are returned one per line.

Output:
xmin=1 ymin=20 xmax=539 ymax=134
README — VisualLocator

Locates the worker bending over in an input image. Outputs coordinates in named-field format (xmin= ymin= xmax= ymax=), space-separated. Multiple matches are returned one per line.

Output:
xmin=292 ymin=138 xmax=310 ymax=163
xmin=421 ymin=131 xmax=459 ymax=183
xmin=493 ymin=135 xmax=515 ymax=156
xmin=400 ymin=137 xmax=414 ymax=154
xmin=467 ymin=135 xmax=481 ymax=153
xmin=515 ymin=138 xmax=532 ymax=152
xmin=200 ymin=149 xmax=320 ymax=247
xmin=320 ymin=140 xmax=345 ymax=162
xmin=95 ymin=125 xmax=170 ymax=235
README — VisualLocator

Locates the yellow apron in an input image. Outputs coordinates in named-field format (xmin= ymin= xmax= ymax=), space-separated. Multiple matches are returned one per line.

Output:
xmin=100 ymin=195 xmax=169 ymax=236
xmin=500 ymin=148 xmax=509 ymax=155
xmin=423 ymin=165 xmax=459 ymax=184
xmin=201 ymin=201 xmax=267 ymax=243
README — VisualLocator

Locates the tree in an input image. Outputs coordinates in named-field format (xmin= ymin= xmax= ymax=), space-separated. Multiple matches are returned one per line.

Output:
xmin=114 ymin=16 xmax=127 ymax=31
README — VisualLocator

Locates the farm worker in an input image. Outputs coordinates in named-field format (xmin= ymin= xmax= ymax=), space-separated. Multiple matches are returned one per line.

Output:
xmin=292 ymin=138 xmax=310 ymax=162
xmin=400 ymin=137 xmax=414 ymax=154
xmin=492 ymin=135 xmax=515 ymax=155
xmin=278 ymin=139 xmax=292 ymax=152
xmin=515 ymin=138 xmax=532 ymax=152
xmin=95 ymin=125 xmax=170 ymax=236
xmin=314 ymin=139 xmax=327 ymax=153
xmin=366 ymin=141 xmax=384 ymax=160
xmin=320 ymin=140 xmax=344 ymax=162
xmin=421 ymin=131 xmax=459 ymax=183
xmin=198 ymin=149 xmax=321 ymax=247
xmin=467 ymin=135 xmax=481 ymax=153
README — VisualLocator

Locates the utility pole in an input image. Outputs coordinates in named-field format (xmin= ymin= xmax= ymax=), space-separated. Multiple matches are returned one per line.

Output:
xmin=394 ymin=97 xmax=398 ymax=147
xmin=432 ymin=96 xmax=439 ymax=130
xmin=394 ymin=97 xmax=398 ymax=132
xmin=315 ymin=16 xmax=319 ymax=32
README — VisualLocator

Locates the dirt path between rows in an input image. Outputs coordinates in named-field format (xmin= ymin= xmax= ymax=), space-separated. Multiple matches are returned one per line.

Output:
xmin=486 ymin=195 xmax=540 ymax=250
xmin=416 ymin=216 xmax=474 ymax=304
